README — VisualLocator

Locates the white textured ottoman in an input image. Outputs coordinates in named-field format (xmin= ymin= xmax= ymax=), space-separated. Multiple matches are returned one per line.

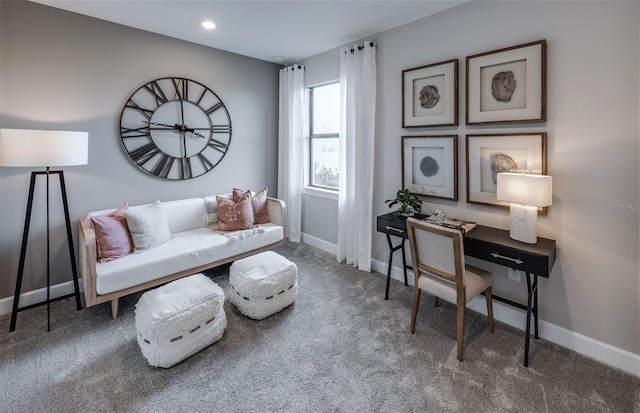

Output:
xmin=135 ymin=273 xmax=227 ymax=368
xmin=229 ymin=251 xmax=298 ymax=320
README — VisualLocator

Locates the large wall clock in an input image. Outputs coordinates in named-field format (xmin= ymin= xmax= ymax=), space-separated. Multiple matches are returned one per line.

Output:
xmin=119 ymin=77 xmax=232 ymax=180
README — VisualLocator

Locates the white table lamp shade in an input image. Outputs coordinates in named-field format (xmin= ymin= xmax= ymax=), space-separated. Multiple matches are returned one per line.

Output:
xmin=496 ymin=173 xmax=552 ymax=207
xmin=0 ymin=129 xmax=88 ymax=167
xmin=496 ymin=172 xmax=552 ymax=244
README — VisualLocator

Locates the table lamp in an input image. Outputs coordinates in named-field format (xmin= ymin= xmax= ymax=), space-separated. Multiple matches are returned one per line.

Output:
xmin=0 ymin=128 xmax=88 ymax=332
xmin=496 ymin=172 xmax=552 ymax=244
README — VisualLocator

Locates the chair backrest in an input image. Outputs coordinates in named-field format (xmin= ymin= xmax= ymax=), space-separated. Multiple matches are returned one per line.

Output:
xmin=406 ymin=218 xmax=465 ymax=288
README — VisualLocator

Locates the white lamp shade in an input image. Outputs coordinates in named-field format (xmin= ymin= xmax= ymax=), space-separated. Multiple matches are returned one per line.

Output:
xmin=0 ymin=129 xmax=88 ymax=167
xmin=496 ymin=173 xmax=552 ymax=207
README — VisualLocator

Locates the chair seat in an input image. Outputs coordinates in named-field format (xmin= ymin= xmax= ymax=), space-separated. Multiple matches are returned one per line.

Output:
xmin=417 ymin=265 xmax=492 ymax=306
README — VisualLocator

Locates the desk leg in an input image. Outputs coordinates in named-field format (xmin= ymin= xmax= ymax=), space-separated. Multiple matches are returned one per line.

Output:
xmin=384 ymin=234 xmax=407 ymax=300
xmin=533 ymin=274 xmax=539 ymax=339
xmin=524 ymin=272 xmax=539 ymax=367
xmin=401 ymin=241 xmax=408 ymax=286
xmin=385 ymin=234 xmax=394 ymax=300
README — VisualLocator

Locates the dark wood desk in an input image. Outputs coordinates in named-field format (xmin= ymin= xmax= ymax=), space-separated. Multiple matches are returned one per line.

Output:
xmin=376 ymin=211 xmax=557 ymax=367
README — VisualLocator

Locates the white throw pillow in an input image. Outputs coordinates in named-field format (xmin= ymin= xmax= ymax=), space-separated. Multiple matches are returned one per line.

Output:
xmin=125 ymin=200 xmax=173 ymax=252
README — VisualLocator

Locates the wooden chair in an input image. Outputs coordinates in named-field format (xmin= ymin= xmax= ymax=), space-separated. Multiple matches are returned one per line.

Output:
xmin=406 ymin=218 xmax=495 ymax=361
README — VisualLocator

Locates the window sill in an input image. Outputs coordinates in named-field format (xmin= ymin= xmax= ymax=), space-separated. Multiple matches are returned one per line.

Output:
xmin=302 ymin=186 xmax=339 ymax=201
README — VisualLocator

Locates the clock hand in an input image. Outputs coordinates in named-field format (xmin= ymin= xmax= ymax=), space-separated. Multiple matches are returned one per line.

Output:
xmin=144 ymin=120 xmax=178 ymax=129
xmin=145 ymin=120 xmax=206 ymax=139
xmin=184 ymin=128 xmax=207 ymax=139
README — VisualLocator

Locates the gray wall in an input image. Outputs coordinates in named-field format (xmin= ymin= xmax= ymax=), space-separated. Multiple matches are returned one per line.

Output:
xmin=0 ymin=2 xmax=280 ymax=297
xmin=299 ymin=1 xmax=640 ymax=355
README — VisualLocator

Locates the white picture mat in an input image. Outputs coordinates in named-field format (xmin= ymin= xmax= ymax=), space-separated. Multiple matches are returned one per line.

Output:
xmin=403 ymin=136 xmax=456 ymax=199
xmin=403 ymin=60 xmax=456 ymax=127
xmin=467 ymin=42 xmax=543 ymax=123
xmin=467 ymin=134 xmax=544 ymax=206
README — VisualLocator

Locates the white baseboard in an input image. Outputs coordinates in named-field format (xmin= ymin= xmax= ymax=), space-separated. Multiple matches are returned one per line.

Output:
xmin=370 ymin=256 xmax=640 ymax=378
xmin=2 ymin=241 xmax=637 ymax=378
xmin=0 ymin=280 xmax=82 ymax=317
xmin=300 ymin=232 xmax=337 ymax=255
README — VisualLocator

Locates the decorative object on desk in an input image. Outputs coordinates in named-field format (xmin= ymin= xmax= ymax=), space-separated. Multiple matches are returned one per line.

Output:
xmin=497 ymin=172 xmax=552 ymax=244
xmin=425 ymin=214 xmax=477 ymax=234
xmin=402 ymin=59 xmax=458 ymax=127
xmin=466 ymin=40 xmax=546 ymax=125
xmin=402 ymin=135 xmax=457 ymax=200
xmin=0 ymin=128 xmax=88 ymax=332
xmin=385 ymin=188 xmax=422 ymax=217
xmin=432 ymin=208 xmax=446 ymax=221
xmin=466 ymin=133 xmax=546 ymax=208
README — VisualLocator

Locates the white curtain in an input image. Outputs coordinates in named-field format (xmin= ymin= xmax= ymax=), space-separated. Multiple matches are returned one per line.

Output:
xmin=337 ymin=42 xmax=377 ymax=271
xmin=277 ymin=65 xmax=305 ymax=242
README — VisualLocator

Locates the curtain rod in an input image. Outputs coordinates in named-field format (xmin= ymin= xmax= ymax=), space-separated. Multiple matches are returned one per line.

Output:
xmin=346 ymin=42 xmax=376 ymax=54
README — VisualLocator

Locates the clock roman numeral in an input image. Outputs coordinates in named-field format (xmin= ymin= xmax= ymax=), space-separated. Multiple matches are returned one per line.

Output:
xmin=179 ymin=158 xmax=192 ymax=180
xmin=207 ymin=138 xmax=229 ymax=154
xmin=172 ymin=78 xmax=188 ymax=101
xmin=120 ymin=126 xmax=150 ymax=139
xmin=196 ymin=153 xmax=214 ymax=172
xmin=143 ymin=81 xmax=168 ymax=107
xmin=129 ymin=142 xmax=160 ymax=165
xmin=205 ymin=102 xmax=224 ymax=115
xmin=212 ymin=125 xmax=232 ymax=134
xmin=125 ymin=99 xmax=155 ymax=120
xmin=152 ymin=154 xmax=175 ymax=179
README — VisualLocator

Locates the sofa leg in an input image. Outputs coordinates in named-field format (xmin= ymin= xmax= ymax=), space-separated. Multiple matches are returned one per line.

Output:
xmin=110 ymin=299 xmax=119 ymax=319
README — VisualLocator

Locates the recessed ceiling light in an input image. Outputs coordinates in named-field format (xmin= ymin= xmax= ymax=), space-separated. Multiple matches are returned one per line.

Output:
xmin=202 ymin=21 xmax=216 ymax=30
xmin=273 ymin=56 xmax=284 ymax=62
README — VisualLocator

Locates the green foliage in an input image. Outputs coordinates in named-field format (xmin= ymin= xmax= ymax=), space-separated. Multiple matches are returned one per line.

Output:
xmin=385 ymin=188 xmax=422 ymax=213
xmin=314 ymin=165 xmax=339 ymax=189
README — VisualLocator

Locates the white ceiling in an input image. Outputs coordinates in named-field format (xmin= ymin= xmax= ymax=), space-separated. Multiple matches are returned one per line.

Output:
xmin=29 ymin=0 xmax=467 ymax=65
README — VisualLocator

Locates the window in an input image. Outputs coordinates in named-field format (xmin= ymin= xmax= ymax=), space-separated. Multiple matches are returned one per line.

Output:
xmin=309 ymin=82 xmax=340 ymax=190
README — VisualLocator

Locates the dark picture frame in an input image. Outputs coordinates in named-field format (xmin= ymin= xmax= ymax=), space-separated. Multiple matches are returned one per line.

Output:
xmin=466 ymin=40 xmax=546 ymax=125
xmin=402 ymin=135 xmax=458 ymax=201
xmin=466 ymin=133 xmax=547 ymax=211
xmin=402 ymin=59 xmax=458 ymax=127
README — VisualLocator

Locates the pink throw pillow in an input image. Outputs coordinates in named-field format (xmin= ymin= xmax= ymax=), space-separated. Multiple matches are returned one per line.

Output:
xmin=90 ymin=203 xmax=133 ymax=262
xmin=216 ymin=192 xmax=255 ymax=231
xmin=232 ymin=187 xmax=270 ymax=224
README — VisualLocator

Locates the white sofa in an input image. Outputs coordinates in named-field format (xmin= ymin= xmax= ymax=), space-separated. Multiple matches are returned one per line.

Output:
xmin=79 ymin=196 xmax=286 ymax=318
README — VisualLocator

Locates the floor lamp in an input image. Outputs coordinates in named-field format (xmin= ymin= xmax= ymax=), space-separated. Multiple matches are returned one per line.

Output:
xmin=0 ymin=129 xmax=88 ymax=332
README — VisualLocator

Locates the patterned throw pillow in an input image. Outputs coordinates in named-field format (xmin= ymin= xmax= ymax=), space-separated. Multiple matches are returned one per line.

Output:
xmin=216 ymin=192 xmax=255 ymax=231
xmin=90 ymin=203 xmax=133 ymax=262
xmin=124 ymin=200 xmax=173 ymax=252
xmin=232 ymin=187 xmax=270 ymax=224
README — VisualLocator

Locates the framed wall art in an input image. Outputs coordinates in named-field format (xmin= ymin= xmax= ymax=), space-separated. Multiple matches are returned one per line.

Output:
xmin=402 ymin=59 xmax=458 ymax=127
xmin=466 ymin=133 xmax=546 ymax=210
xmin=402 ymin=135 xmax=458 ymax=201
xmin=466 ymin=40 xmax=546 ymax=125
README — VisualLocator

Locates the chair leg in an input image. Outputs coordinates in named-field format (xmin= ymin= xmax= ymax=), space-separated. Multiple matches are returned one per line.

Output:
xmin=433 ymin=296 xmax=439 ymax=307
xmin=456 ymin=303 xmax=465 ymax=362
xmin=485 ymin=287 xmax=495 ymax=333
xmin=410 ymin=287 xmax=421 ymax=334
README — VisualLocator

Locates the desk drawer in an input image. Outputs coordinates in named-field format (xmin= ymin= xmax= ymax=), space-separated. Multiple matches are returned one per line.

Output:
xmin=464 ymin=237 xmax=550 ymax=277
xmin=376 ymin=217 xmax=407 ymax=237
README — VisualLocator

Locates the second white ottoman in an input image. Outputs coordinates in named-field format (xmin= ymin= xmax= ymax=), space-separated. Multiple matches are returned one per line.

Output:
xmin=135 ymin=273 xmax=227 ymax=368
xmin=229 ymin=251 xmax=298 ymax=320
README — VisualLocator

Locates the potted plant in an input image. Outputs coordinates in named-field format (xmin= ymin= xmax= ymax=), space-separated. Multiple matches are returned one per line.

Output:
xmin=385 ymin=188 xmax=422 ymax=216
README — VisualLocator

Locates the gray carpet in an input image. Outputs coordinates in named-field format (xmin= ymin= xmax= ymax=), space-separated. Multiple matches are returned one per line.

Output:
xmin=1 ymin=242 xmax=638 ymax=413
